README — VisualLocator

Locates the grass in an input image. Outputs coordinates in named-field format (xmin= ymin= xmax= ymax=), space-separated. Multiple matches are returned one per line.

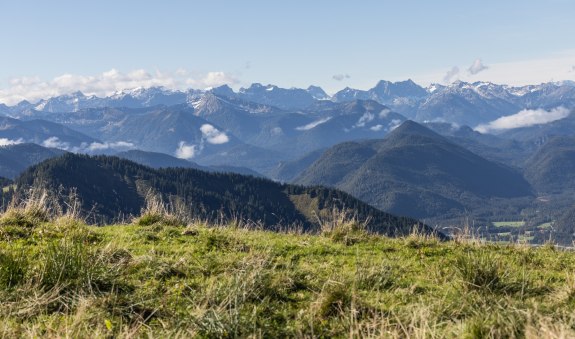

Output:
xmin=1 ymin=197 xmax=575 ymax=336
xmin=493 ymin=221 xmax=526 ymax=228
xmin=537 ymin=222 xmax=554 ymax=230
xmin=2 ymin=185 xmax=15 ymax=193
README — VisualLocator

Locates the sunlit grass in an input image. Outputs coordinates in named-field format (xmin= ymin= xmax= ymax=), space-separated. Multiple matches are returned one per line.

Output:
xmin=1 ymin=194 xmax=575 ymax=337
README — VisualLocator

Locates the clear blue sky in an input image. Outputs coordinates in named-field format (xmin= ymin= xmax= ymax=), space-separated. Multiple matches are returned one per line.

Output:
xmin=1 ymin=0 xmax=574 ymax=103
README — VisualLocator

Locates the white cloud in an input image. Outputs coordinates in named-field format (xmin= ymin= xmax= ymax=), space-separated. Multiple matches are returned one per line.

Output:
xmin=271 ymin=127 xmax=283 ymax=136
xmin=0 ymin=138 xmax=23 ymax=146
xmin=296 ymin=117 xmax=332 ymax=131
xmin=370 ymin=124 xmax=383 ymax=131
xmin=388 ymin=119 xmax=402 ymax=131
xmin=475 ymin=107 xmax=571 ymax=133
xmin=379 ymin=108 xmax=391 ymax=118
xmin=333 ymin=74 xmax=351 ymax=81
xmin=354 ymin=112 xmax=375 ymax=128
xmin=468 ymin=59 xmax=488 ymax=75
xmin=188 ymin=72 xmax=239 ymax=89
xmin=0 ymin=69 xmax=240 ymax=105
xmin=42 ymin=136 xmax=70 ymax=150
xmin=443 ymin=66 xmax=460 ymax=84
xmin=87 ymin=141 xmax=135 ymax=152
xmin=175 ymin=141 xmax=198 ymax=160
xmin=200 ymin=124 xmax=229 ymax=144
xmin=40 ymin=137 xmax=135 ymax=152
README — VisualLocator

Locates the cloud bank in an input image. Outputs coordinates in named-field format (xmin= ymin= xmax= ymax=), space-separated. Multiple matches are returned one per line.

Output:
xmin=87 ymin=141 xmax=135 ymax=152
xmin=0 ymin=138 xmax=23 ymax=147
xmin=40 ymin=136 xmax=135 ymax=153
xmin=475 ymin=107 xmax=571 ymax=133
xmin=0 ymin=69 xmax=240 ymax=105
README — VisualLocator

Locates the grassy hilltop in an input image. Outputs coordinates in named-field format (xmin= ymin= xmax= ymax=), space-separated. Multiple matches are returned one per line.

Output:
xmin=1 ymin=194 xmax=575 ymax=338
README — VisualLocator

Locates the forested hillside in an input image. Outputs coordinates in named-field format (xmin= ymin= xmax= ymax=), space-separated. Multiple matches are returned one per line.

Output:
xmin=15 ymin=153 xmax=439 ymax=237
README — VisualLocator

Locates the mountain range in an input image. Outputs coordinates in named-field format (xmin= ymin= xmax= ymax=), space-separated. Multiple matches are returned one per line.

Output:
xmin=6 ymin=79 xmax=575 ymax=128
xmin=1 ymin=79 xmax=575 ymax=242
xmin=293 ymin=121 xmax=534 ymax=220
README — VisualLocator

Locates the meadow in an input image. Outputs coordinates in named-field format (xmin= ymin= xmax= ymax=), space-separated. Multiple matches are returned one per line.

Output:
xmin=1 ymin=193 xmax=575 ymax=338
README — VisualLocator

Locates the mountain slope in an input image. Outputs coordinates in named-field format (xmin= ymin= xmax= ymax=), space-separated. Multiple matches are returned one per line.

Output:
xmin=424 ymin=122 xmax=531 ymax=166
xmin=295 ymin=121 xmax=533 ymax=220
xmin=0 ymin=116 xmax=99 ymax=149
xmin=15 ymin=154 xmax=441 ymax=237
xmin=523 ymin=136 xmax=575 ymax=194
xmin=267 ymin=148 xmax=326 ymax=182
xmin=21 ymin=104 xmax=282 ymax=172
xmin=0 ymin=143 xmax=66 ymax=179
xmin=191 ymin=94 xmax=407 ymax=159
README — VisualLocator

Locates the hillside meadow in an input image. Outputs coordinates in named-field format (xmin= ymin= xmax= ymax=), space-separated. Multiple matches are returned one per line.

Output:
xmin=1 ymin=193 xmax=575 ymax=338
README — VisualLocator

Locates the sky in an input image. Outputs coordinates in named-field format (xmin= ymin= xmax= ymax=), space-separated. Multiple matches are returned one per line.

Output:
xmin=0 ymin=0 xmax=574 ymax=104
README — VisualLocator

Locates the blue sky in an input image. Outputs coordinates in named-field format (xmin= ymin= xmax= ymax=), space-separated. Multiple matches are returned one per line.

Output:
xmin=1 ymin=0 xmax=574 ymax=104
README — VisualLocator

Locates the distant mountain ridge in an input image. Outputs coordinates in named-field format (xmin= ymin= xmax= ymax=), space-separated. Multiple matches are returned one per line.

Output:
xmin=4 ymin=80 xmax=574 ymax=128
xmin=294 ymin=121 xmax=533 ymax=220
xmin=0 ymin=116 xmax=99 ymax=149
xmin=116 ymin=149 xmax=263 ymax=177
xmin=523 ymin=136 xmax=575 ymax=194
xmin=0 ymin=143 xmax=65 ymax=179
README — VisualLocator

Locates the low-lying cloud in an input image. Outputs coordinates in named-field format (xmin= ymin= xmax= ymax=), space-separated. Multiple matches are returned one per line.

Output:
xmin=370 ymin=124 xmax=383 ymax=132
xmin=354 ymin=112 xmax=375 ymax=128
xmin=475 ymin=107 xmax=571 ymax=133
xmin=42 ymin=136 xmax=70 ymax=150
xmin=175 ymin=141 xmax=198 ymax=160
xmin=174 ymin=124 xmax=230 ymax=160
xmin=388 ymin=119 xmax=402 ymax=131
xmin=41 ymin=136 xmax=135 ymax=153
xmin=379 ymin=108 xmax=392 ymax=118
xmin=296 ymin=117 xmax=332 ymax=131
xmin=87 ymin=141 xmax=135 ymax=152
xmin=0 ymin=138 xmax=23 ymax=146
xmin=200 ymin=124 xmax=229 ymax=144
xmin=0 ymin=69 xmax=240 ymax=105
